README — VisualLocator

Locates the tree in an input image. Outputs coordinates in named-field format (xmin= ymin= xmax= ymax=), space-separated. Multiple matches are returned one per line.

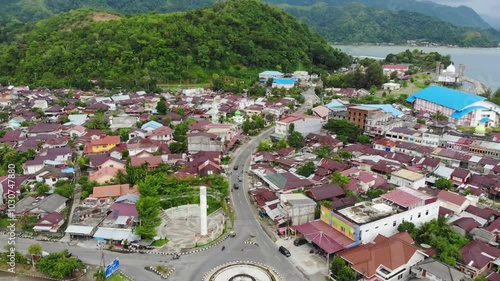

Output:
xmin=287 ymin=131 xmax=304 ymax=149
xmin=337 ymin=151 xmax=353 ymax=161
xmin=257 ymin=139 xmax=273 ymax=152
xmin=35 ymin=183 xmax=50 ymax=195
xmin=156 ymin=96 xmax=167 ymax=115
xmin=398 ymin=221 xmax=416 ymax=234
xmin=330 ymin=255 xmax=346 ymax=276
xmin=366 ymin=188 xmax=386 ymax=199
xmin=431 ymin=111 xmax=448 ymax=122
xmin=434 ymin=178 xmax=454 ymax=190
xmin=54 ymin=182 xmax=75 ymax=198
xmin=331 ymin=171 xmax=350 ymax=186
xmin=297 ymin=161 xmax=315 ymax=177
xmin=324 ymin=120 xmax=361 ymax=143
xmin=357 ymin=135 xmax=370 ymax=144
xmin=390 ymin=71 xmax=398 ymax=80
xmin=36 ymin=250 xmax=84 ymax=279
xmin=135 ymin=196 xmax=161 ymax=240
xmin=85 ymin=113 xmax=109 ymax=130
xmin=28 ymin=244 xmax=42 ymax=256
xmin=169 ymin=141 xmax=186 ymax=153
xmin=274 ymin=138 xmax=288 ymax=150
xmin=364 ymin=61 xmax=386 ymax=88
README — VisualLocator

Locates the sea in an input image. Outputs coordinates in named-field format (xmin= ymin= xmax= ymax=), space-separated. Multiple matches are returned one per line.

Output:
xmin=333 ymin=45 xmax=500 ymax=90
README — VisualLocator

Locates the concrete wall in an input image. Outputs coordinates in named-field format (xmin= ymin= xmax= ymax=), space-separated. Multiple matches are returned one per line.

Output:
xmin=358 ymin=201 xmax=440 ymax=243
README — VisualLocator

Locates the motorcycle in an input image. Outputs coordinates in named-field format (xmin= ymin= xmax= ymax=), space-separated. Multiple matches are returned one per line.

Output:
xmin=173 ymin=254 xmax=180 ymax=260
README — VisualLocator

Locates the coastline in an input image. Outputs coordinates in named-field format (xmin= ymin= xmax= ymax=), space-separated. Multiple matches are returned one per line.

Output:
xmin=331 ymin=43 xmax=500 ymax=49
xmin=463 ymin=76 xmax=487 ymax=95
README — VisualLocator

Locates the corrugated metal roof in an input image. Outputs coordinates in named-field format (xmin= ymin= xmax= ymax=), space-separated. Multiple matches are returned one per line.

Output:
xmin=407 ymin=86 xmax=485 ymax=110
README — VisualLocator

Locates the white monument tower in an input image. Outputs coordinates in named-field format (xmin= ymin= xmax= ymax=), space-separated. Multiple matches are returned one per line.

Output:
xmin=200 ymin=186 xmax=208 ymax=236
xmin=211 ymin=98 xmax=220 ymax=124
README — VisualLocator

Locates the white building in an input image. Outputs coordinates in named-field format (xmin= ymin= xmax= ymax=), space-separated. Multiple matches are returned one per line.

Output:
xmin=383 ymin=82 xmax=401 ymax=91
xmin=259 ymin=70 xmax=284 ymax=83
xmin=274 ymin=113 xmax=322 ymax=138
xmin=280 ymin=193 xmax=316 ymax=226
xmin=389 ymin=169 xmax=426 ymax=189
xmin=328 ymin=186 xmax=440 ymax=243
xmin=407 ymin=86 xmax=500 ymax=127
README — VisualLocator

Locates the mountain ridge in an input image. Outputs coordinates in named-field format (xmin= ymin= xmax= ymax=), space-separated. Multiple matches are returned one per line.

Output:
xmin=0 ymin=0 xmax=493 ymax=29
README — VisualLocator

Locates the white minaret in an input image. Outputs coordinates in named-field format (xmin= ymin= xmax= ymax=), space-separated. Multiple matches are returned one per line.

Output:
xmin=211 ymin=98 xmax=219 ymax=124
xmin=200 ymin=186 xmax=208 ymax=236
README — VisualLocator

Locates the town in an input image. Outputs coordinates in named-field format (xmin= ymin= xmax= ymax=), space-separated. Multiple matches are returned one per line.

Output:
xmin=0 ymin=67 xmax=499 ymax=281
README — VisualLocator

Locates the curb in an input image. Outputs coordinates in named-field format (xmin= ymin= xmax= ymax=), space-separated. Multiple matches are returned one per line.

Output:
xmin=201 ymin=260 xmax=283 ymax=281
xmin=111 ymin=234 xmax=230 ymax=256
xmin=118 ymin=270 xmax=135 ymax=281
xmin=147 ymin=266 xmax=175 ymax=279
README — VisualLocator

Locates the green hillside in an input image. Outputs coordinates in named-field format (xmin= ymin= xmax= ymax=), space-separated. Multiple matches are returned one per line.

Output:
xmin=0 ymin=0 xmax=498 ymax=47
xmin=0 ymin=0 xmax=351 ymax=89
xmin=277 ymin=3 xmax=500 ymax=47
xmin=265 ymin=0 xmax=492 ymax=30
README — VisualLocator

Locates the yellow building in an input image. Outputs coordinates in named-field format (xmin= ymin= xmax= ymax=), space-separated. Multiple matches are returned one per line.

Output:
xmin=86 ymin=136 xmax=121 ymax=153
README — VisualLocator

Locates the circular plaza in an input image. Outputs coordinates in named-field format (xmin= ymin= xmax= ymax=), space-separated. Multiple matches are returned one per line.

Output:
xmin=202 ymin=261 xmax=282 ymax=281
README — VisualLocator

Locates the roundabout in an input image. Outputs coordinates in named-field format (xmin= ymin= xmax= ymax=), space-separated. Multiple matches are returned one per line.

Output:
xmin=202 ymin=261 xmax=282 ymax=281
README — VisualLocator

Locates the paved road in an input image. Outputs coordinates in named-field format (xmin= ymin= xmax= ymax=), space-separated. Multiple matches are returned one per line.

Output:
xmin=7 ymin=90 xmax=314 ymax=281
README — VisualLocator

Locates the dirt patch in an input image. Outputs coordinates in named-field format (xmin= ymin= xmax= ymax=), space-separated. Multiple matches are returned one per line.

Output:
xmin=92 ymin=12 xmax=121 ymax=22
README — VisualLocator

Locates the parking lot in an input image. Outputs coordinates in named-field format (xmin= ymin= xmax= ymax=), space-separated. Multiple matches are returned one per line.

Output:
xmin=275 ymin=237 xmax=328 ymax=277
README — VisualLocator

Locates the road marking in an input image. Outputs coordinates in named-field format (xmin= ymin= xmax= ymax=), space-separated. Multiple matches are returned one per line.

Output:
xmin=274 ymin=254 xmax=282 ymax=262
xmin=240 ymin=200 xmax=243 ymax=205
xmin=263 ymin=241 xmax=269 ymax=247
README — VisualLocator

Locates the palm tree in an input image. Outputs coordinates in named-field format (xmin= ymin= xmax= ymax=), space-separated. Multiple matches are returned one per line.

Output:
xmin=113 ymin=170 xmax=127 ymax=184
xmin=93 ymin=268 xmax=105 ymax=281
xmin=431 ymin=110 xmax=448 ymax=122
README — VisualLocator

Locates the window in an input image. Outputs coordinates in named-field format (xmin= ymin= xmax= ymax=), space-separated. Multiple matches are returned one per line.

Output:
xmin=393 ymin=221 xmax=396 ymax=227
xmin=418 ymin=212 xmax=421 ymax=218
xmin=410 ymin=215 xmax=413 ymax=221
xmin=425 ymin=210 xmax=429 ymax=215
xmin=341 ymin=226 xmax=345 ymax=232
xmin=398 ymin=274 xmax=403 ymax=280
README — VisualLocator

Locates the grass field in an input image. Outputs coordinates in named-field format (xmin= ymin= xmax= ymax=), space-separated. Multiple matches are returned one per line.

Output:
xmin=157 ymin=83 xmax=210 ymax=91
xmin=151 ymin=239 xmax=169 ymax=247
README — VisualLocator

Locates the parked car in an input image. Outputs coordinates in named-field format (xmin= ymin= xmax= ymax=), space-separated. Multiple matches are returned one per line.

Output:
xmin=233 ymin=183 xmax=239 ymax=190
xmin=294 ymin=238 xmax=307 ymax=246
xmin=278 ymin=246 xmax=291 ymax=257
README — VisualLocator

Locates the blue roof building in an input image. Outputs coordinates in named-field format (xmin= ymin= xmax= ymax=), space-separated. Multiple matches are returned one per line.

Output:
xmin=141 ymin=120 xmax=163 ymax=131
xmin=406 ymin=86 xmax=500 ymax=127
xmin=259 ymin=70 xmax=284 ymax=83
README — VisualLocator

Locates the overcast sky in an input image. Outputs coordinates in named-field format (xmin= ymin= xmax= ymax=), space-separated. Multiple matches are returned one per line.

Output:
xmin=428 ymin=0 xmax=500 ymax=18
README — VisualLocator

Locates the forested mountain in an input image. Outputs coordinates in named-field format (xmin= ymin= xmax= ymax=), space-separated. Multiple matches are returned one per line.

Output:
xmin=0 ymin=0 xmax=492 ymax=30
xmin=265 ymin=0 xmax=492 ymax=30
xmin=0 ymin=0 xmax=498 ymax=48
xmin=0 ymin=0 xmax=351 ymax=89
xmin=277 ymin=3 xmax=500 ymax=47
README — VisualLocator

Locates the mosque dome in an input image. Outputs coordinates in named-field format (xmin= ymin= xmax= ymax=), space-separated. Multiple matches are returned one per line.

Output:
xmin=446 ymin=64 xmax=456 ymax=74
xmin=234 ymin=110 xmax=241 ymax=116
xmin=475 ymin=123 xmax=486 ymax=135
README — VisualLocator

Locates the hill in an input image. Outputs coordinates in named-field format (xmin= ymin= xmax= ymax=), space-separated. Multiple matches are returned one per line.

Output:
xmin=267 ymin=0 xmax=492 ymax=30
xmin=276 ymin=2 xmax=500 ymax=47
xmin=0 ymin=0 xmax=351 ymax=89
xmin=0 ymin=0 xmax=492 ymax=30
